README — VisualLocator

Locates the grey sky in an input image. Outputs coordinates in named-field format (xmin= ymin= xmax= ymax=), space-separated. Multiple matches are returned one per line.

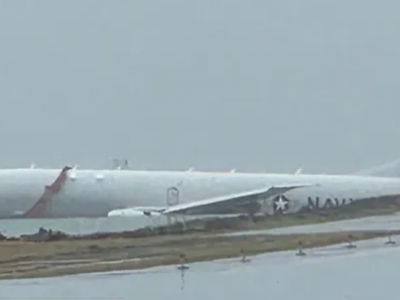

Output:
xmin=0 ymin=0 xmax=399 ymax=173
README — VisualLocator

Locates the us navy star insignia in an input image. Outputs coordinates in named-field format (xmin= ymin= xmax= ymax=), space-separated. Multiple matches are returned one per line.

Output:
xmin=273 ymin=195 xmax=289 ymax=213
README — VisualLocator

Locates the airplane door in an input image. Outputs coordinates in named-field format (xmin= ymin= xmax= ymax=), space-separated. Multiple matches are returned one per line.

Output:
xmin=166 ymin=186 xmax=179 ymax=206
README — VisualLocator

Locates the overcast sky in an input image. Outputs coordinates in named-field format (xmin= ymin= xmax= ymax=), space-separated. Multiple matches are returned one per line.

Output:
xmin=0 ymin=0 xmax=399 ymax=173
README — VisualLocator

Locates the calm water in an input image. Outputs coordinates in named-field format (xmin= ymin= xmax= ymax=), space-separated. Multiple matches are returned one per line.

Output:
xmin=0 ymin=216 xmax=150 ymax=237
xmin=0 ymin=214 xmax=237 ymax=237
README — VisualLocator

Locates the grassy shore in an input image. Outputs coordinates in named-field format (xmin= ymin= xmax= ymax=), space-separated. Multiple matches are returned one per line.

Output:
xmin=2 ymin=196 xmax=400 ymax=280
xmin=0 ymin=229 xmax=397 ymax=280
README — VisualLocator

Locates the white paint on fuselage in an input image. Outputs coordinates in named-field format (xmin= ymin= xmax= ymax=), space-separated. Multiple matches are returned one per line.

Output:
xmin=0 ymin=168 xmax=399 ymax=218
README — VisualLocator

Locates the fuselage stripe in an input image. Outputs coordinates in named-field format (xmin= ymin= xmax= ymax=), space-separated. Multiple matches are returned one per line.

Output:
xmin=23 ymin=166 xmax=72 ymax=218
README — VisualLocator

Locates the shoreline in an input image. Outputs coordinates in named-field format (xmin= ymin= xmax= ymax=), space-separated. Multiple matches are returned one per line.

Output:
xmin=8 ymin=196 xmax=400 ymax=242
xmin=2 ymin=195 xmax=400 ymax=280
xmin=0 ymin=229 xmax=396 ymax=280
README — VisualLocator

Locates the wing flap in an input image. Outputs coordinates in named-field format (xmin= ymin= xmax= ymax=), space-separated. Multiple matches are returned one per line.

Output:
xmin=162 ymin=183 xmax=313 ymax=215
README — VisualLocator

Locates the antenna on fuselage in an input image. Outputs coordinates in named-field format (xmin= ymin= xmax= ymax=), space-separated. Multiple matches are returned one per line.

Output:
xmin=230 ymin=169 xmax=236 ymax=173
xmin=111 ymin=158 xmax=129 ymax=170
xmin=29 ymin=162 xmax=36 ymax=169
xmin=187 ymin=167 xmax=194 ymax=172
xmin=295 ymin=168 xmax=302 ymax=175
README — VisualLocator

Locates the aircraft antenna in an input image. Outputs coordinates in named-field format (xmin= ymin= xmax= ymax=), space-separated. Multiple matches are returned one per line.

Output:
xmin=110 ymin=158 xmax=130 ymax=170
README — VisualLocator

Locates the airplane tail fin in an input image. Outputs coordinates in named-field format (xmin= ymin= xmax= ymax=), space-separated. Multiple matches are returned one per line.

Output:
xmin=294 ymin=168 xmax=302 ymax=175
xmin=355 ymin=158 xmax=400 ymax=178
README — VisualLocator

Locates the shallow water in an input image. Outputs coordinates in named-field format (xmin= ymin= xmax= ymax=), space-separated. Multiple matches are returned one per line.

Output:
xmin=0 ymin=214 xmax=228 ymax=237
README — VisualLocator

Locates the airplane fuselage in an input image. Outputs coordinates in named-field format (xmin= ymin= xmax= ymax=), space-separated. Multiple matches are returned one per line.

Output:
xmin=0 ymin=168 xmax=400 ymax=218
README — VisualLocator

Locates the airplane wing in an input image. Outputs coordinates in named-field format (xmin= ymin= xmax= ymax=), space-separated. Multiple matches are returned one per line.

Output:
xmin=161 ymin=184 xmax=313 ymax=215
xmin=108 ymin=206 xmax=166 ymax=217
xmin=107 ymin=184 xmax=314 ymax=217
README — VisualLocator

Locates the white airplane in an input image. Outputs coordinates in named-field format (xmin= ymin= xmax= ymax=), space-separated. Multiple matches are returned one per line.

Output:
xmin=0 ymin=166 xmax=311 ymax=219
xmin=0 ymin=159 xmax=400 ymax=220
